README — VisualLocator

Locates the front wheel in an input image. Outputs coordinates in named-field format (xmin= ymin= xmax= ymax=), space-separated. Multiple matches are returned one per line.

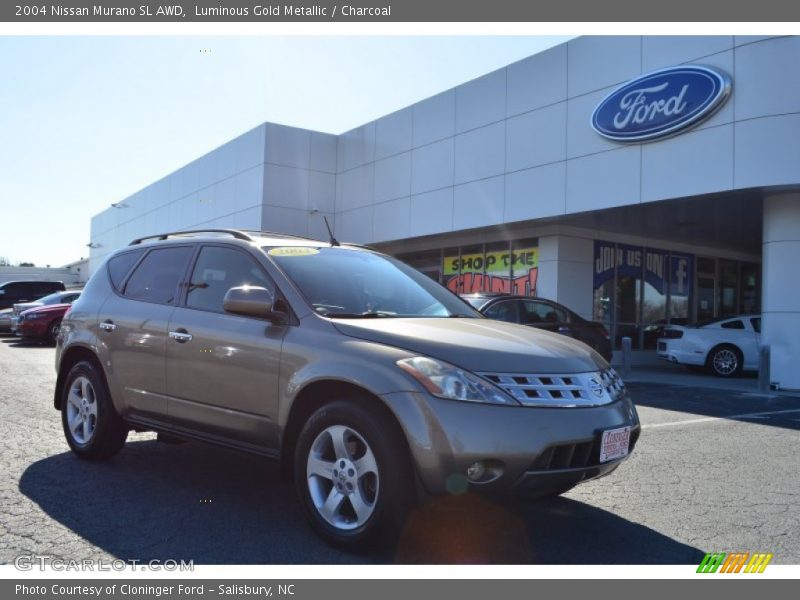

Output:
xmin=61 ymin=361 xmax=128 ymax=460
xmin=47 ymin=319 xmax=61 ymax=345
xmin=294 ymin=399 xmax=415 ymax=551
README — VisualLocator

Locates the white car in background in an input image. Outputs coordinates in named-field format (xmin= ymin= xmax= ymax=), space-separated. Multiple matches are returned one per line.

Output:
xmin=656 ymin=315 xmax=761 ymax=378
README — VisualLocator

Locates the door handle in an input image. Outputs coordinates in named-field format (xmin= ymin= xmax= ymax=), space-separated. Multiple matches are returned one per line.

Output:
xmin=169 ymin=330 xmax=193 ymax=343
xmin=99 ymin=320 xmax=117 ymax=332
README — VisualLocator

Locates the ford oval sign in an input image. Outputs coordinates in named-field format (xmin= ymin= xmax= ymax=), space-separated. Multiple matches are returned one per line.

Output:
xmin=591 ymin=66 xmax=731 ymax=143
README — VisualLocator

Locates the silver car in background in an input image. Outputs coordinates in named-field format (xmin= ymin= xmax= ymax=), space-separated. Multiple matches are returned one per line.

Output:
xmin=54 ymin=229 xmax=639 ymax=551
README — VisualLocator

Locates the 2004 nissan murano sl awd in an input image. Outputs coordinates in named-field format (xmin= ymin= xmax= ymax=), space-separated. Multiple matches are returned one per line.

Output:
xmin=54 ymin=229 xmax=639 ymax=550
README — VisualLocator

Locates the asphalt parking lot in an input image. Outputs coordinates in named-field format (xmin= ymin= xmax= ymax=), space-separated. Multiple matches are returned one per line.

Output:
xmin=1 ymin=336 xmax=798 ymax=565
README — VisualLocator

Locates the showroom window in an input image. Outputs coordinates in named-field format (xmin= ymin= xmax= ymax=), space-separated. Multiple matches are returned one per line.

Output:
xmin=593 ymin=240 xmax=760 ymax=349
xmin=400 ymin=239 xmax=540 ymax=297
xmin=594 ymin=241 xmax=694 ymax=350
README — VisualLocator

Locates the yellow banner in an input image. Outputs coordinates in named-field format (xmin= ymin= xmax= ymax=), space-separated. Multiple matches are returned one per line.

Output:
xmin=443 ymin=247 xmax=538 ymax=275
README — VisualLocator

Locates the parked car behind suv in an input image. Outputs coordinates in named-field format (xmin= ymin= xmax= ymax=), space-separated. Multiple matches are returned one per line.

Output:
xmin=54 ymin=229 xmax=639 ymax=550
xmin=12 ymin=290 xmax=81 ymax=318
xmin=16 ymin=303 xmax=74 ymax=343
xmin=463 ymin=293 xmax=613 ymax=362
xmin=657 ymin=315 xmax=761 ymax=377
xmin=0 ymin=280 xmax=65 ymax=310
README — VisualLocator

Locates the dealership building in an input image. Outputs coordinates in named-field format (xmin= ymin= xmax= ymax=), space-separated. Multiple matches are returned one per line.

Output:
xmin=89 ymin=35 xmax=800 ymax=390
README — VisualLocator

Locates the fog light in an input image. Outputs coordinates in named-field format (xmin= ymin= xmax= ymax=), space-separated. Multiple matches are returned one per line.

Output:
xmin=466 ymin=461 xmax=486 ymax=481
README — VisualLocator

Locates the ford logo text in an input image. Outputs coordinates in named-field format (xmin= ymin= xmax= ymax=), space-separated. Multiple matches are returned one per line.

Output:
xmin=591 ymin=66 xmax=731 ymax=143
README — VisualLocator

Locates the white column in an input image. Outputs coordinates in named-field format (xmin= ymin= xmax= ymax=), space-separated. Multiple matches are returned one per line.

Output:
xmin=762 ymin=193 xmax=800 ymax=391
xmin=536 ymin=235 xmax=594 ymax=319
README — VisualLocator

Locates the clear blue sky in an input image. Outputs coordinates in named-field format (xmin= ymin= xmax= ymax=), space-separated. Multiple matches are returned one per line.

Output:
xmin=0 ymin=36 xmax=571 ymax=267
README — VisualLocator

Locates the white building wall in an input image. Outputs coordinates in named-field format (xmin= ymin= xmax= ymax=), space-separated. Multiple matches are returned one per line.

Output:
xmin=761 ymin=193 xmax=800 ymax=391
xmin=261 ymin=125 xmax=338 ymax=241
xmin=334 ymin=35 xmax=800 ymax=246
xmin=536 ymin=236 xmax=595 ymax=320
xmin=89 ymin=124 xmax=269 ymax=274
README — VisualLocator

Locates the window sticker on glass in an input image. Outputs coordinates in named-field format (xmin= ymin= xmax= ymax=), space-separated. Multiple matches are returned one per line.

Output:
xmin=268 ymin=247 xmax=320 ymax=257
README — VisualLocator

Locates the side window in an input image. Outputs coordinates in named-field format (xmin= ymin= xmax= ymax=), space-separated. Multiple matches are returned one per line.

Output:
xmin=64 ymin=293 xmax=80 ymax=304
xmin=123 ymin=247 xmax=193 ymax=305
xmin=720 ymin=319 xmax=744 ymax=330
xmin=186 ymin=246 xmax=273 ymax=314
xmin=522 ymin=301 xmax=567 ymax=324
xmin=483 ymin=300 xmax=519 ymax=324
xmin=107 ymin=250 xmax=144 ymax=291
xmin=750 ymin=318 xmax=761 ymax=333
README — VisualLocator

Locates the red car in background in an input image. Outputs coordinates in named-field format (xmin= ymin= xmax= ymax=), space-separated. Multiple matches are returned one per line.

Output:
xmin=15 ymin=303 xmax=71 ymax=344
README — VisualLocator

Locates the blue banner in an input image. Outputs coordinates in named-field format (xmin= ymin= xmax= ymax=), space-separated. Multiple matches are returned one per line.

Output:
xmin=594 ymin=241 xmax=692 ymax=298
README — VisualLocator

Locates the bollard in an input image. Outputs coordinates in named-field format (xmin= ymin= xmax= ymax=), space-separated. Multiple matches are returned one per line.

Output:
xmin=758 ymin=345 xmax=771 ymax=392
xmin=621 ymin=336 xmax=632 ymax=379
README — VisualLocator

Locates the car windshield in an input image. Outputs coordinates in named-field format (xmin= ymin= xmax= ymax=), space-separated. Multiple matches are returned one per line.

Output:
xmin=265 ymin=246 xmax=479 ymax=318
xmin=462 ymin=296 xmax=487 ymax=309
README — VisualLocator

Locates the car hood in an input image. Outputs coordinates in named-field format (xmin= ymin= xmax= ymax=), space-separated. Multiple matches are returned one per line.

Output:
xmin=331 ymin=317 xmax=606 ymax=373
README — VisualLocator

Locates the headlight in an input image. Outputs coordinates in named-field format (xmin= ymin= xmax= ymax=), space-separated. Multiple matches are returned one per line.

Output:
xmin=396 ymin=357 xmax=519 ymax=406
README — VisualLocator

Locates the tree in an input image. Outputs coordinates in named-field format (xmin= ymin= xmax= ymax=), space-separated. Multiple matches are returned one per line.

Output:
xmin=0 ymin=256 xmax=9 ymax=267
xmin=18 ymin=262 xmax=35 ymax=267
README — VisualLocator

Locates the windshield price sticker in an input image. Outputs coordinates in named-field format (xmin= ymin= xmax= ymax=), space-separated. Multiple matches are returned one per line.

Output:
xmin=268 ymin=247 xmax=320 ymax=257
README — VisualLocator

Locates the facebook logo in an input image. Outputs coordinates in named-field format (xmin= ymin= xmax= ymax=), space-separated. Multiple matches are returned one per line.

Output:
xmin=671 ymin=254 xmax=692 ymax=297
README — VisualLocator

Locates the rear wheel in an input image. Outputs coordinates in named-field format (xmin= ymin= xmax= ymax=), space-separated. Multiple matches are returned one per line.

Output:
xmin=61 ymin=361 xmax=128 ymax=460
xmin=294 ymin=399 xmax=415 ymax=551
xmin=707 ymin=344 xmax=743 ymax=378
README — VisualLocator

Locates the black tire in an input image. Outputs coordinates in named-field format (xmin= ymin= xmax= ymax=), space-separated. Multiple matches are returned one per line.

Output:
xmin=60 ymin=360 xmax=128 ymax=460
xmin=294 ymin=398 xmax=415 ymax=552
xmin=706 ymin=344 xmax=743 ymax=378
xmin=47 ymin=319 xmax=61 ymax=345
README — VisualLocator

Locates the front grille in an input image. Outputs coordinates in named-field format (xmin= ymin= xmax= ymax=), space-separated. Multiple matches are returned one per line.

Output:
xmin=478 ymin=368 xmax=625 ymax=407
xmin=531 ymin=441 xmax=596 ymax=470
xmin=531 ymin=428 xmax=640 ymax=471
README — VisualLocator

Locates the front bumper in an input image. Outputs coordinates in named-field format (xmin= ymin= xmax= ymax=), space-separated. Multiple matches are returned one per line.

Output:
xmin=16 ymin=318 xmax=48 ymax=338
xmin=381 ymin=390 xmax=640 ymax=496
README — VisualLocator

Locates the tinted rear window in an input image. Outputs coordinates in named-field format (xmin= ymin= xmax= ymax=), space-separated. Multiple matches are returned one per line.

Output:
xmin=123 ymin=247 xmax=193 ymax=305
xmin=107 ymin=250 xmax=144 ymax=291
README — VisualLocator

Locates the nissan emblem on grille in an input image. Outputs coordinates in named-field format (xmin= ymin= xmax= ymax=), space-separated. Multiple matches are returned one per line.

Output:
xmin=588 ymin=377 xmax=604 ymax=398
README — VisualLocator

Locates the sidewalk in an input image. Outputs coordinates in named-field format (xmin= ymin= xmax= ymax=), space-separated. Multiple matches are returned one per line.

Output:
xmin=608 ymin=350 xmax=796 ymax=397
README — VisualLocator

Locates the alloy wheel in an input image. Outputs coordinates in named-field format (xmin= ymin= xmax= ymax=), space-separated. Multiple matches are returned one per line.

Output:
xmin=712 ymin=348 xmax=738 ymax=376
xmin=65 ymin=376 xmax=98 ymax=445
xmin=306 ymin=425 xmax=379 ymax=530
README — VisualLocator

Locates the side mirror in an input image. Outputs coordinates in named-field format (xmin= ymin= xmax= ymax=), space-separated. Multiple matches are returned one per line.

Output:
xmin=223 ymin=286 xmax=278 ymax=320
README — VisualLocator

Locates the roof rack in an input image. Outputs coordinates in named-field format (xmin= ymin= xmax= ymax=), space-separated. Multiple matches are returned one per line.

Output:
xmin=129 ymin=229 xmax=255 ymax=245
xmin=236 ymin=229 xmax=320 ymax=241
